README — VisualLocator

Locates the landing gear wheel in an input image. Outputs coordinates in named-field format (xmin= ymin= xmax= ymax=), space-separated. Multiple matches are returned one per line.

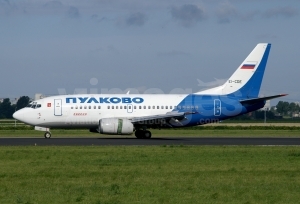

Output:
xmin=135 ymin=130 xmax=152 ymax=139
xmin=44 ymin=132 xmax=51 ymax=139
xmin=135 ymin=130 xmax=143 ymax=139
xmin=144 ymin=131 xmax=152 ymax=139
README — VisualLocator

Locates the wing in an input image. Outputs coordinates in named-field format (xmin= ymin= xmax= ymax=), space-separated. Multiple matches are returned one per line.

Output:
xmin=131 ymin=111 xmax=198 ymax=127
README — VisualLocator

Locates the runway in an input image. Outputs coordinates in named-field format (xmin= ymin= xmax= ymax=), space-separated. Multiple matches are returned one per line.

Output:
xmin=1 ymin=137 xmax=300 ymax=146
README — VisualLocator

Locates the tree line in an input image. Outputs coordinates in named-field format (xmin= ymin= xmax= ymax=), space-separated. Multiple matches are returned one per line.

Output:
xmin=0 ymin=96 xmax=30 ymax=119
xmin=231 ymin=101 xmax=300 ymax=120
xmin=275 ymin=101 xmax=300 ymax=116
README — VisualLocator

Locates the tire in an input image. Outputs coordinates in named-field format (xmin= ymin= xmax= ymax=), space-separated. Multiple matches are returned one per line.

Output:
xmin=135 ymin=130 xmax=143 ymax=139
xmin=44 ymin=132 xmax=51 ymax=139
xmin=144 ymin=131 xmax=152 ymax=139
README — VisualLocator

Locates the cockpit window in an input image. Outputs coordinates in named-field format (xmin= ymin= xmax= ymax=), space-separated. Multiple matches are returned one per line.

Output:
xmin=26 ymin=102 xmax=42 ymax=109
xmin=29 ymin=102 xmax=37 ymax=109
xmin=25 ymin=102 xmax=43 ymax=109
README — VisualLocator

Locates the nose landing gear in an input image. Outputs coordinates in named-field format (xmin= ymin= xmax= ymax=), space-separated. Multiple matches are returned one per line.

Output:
xmin=44 ymin=131 xmax=52 ymax=139
xmin=35 ymin=126 xmax=51 ymax=139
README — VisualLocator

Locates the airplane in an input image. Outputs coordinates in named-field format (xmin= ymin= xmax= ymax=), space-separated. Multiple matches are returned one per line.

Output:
xmin=13 ymin=43 xmax=287 ymax=139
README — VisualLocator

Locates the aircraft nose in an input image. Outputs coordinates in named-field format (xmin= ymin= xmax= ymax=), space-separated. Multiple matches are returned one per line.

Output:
xmin=13 ymin=110 xmax=24 ymax=121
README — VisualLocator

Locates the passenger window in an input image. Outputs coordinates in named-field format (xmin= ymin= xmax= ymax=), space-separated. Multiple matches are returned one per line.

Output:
xmin=165 ymin=106 xmax=168 ymax=109
xmin=173 ymin=106 xmax=176 ymax=109
xmin=98 ymin=106 xmax=101 ymax=109
xmin=112 ymin=106 xmax=114 ymax=109
xmin=84 ymin=106 xmax=87 ymax=109
xmin=80 ymin=106 xmax=82 ymax=109
xmin=178 ymin=106 xmax=181 ymax=109
xmin=107 ymin=106 xmax=110 ymax=109
xmin=134 ymin=106 xmax=136 ymax=109
xmin=153 ymin=106 xmax=155 ymax=109
xmin=195 ymin=106 xmax=198 ymax=110
xmin=148 ymin=106 xmax=151 ymax=109
xmin=75 ymin=106 xmax=78 ymax=109
xmin=71 ymin=107 xmax=73 ymax=109
xmin=161 ymin=106 xmax=164 ymax=109
xmin=124 ymin=106 xmax=127 ymax=109
xmin=36 ymin=104 xmax=41 ymax=108
xmin=170 ymin=106 xmax=173 ymax=109
xmin=89 ymin=106 xmax=91 ymax=109
xmin=157 ymin=106 xmax=159 ymax=109
xmin=187 ymin=106 xmax=190 ymax=109
xmin=183 ymin=106 xmax=186 ymax=109
xmin=94 ymin=106 xmax=96 ymax=109
xmin=120 ymin=106 xmax=123 ymax=109
xmin=139 ymin=106 xmax=142 ymax=109
xmin=116 ymin=106 xmax=118 ymax=109
xmin=144 ymin=106 xmax=146 ymax=109
xmin=128 ymin=106 xmax=131 ymax=109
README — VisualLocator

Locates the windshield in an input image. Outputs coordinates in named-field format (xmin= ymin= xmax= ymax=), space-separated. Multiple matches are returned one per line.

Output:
xmin=25 ymin=102 xmax=42 ymax=109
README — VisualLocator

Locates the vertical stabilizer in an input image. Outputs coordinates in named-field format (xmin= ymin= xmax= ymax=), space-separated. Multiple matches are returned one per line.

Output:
xmin=222 ymin=43 xmax=271 ymax=98
xmin=197 ymin=43 xmax=271 ymax=98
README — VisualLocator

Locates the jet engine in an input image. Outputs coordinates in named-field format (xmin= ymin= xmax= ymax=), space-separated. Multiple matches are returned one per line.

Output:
xmin=99 ymin=118 xmax=134 ymax=135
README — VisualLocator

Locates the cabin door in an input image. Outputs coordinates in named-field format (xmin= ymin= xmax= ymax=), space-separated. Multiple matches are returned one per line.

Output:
xmin=54 ymin=99 xmax=62 ymax=116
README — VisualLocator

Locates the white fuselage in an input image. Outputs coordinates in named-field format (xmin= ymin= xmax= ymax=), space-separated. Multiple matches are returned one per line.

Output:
xmin=14 ymin=94 xmax=189 ymax=128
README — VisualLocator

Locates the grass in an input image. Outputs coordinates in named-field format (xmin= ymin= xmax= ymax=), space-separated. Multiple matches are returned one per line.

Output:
xmin=1 ymin=146 xmax=300 ymax=203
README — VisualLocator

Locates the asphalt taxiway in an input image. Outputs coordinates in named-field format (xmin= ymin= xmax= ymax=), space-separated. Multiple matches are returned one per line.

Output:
xmin=1 ymin=137 xmax=300 ymax=146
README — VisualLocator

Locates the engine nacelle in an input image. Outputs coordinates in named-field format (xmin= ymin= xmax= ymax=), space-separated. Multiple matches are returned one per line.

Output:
xmin=99 ymin=118 xmax=134 ymax=135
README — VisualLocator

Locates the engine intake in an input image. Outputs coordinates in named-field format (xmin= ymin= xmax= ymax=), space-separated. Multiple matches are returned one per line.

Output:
xmin=99 ymin=118 xmax=134 ymax=135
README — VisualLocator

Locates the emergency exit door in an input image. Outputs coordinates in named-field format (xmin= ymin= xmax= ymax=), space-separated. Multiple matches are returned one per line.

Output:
xmin=127 ymin=104 xmax=133 ymax=113
xmin=54 ymin=99 xmax=62 ymax=116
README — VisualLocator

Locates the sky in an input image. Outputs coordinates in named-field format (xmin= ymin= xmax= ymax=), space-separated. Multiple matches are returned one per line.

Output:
xmin=0 ymin=0 xmax=299 ymax=105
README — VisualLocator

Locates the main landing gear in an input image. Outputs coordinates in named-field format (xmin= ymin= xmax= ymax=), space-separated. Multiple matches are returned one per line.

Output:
xmin=135 ymin=130 xmax=152 ymax=139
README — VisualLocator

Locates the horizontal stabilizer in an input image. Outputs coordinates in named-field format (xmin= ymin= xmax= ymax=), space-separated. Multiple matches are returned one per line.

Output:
xmin=240 ymin=94 xmax=288 ymax=104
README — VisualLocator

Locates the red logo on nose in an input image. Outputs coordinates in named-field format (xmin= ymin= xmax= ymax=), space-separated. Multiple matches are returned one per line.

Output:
xmin=47 ymin=103 xmax=51 ymax=107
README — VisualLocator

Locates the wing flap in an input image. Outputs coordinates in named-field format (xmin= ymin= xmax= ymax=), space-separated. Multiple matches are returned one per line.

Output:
xmin=131 ymin=111 xmax=198 ymax=125
xmin=131 ymin=112 xmax=185 ymax=124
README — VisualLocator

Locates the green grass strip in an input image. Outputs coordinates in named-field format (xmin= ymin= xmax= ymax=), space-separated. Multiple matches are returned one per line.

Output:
xmin=0 ymin=146 xmax=300 ymax=203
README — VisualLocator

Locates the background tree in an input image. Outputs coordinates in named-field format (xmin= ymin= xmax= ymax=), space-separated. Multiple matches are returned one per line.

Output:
xmin=276 ymin=101 xmax=290 ymax=116
xmin=16 ymin=96 xmax=30 ymax=111
xmin=289 ymin=102 xmax=297 ymax=116
xmin=0 ymin=101 xmax=2 ymax=118
xmin=254 ymin=110 xmax=275 ymax=119
xmin=0 ymin=98 xmax=15 ymax=119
